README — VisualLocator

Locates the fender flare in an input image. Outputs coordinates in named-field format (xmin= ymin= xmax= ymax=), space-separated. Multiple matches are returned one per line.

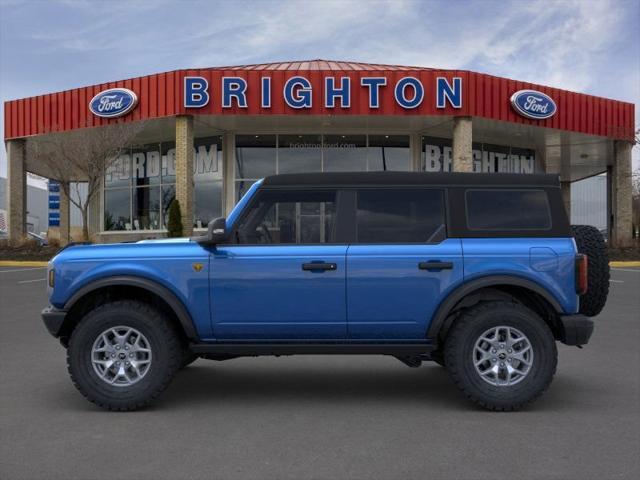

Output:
xmin=426 ymin=275 xmax=563 ymax=340
xmin=64 ymin=275 xmax=198 ymax=340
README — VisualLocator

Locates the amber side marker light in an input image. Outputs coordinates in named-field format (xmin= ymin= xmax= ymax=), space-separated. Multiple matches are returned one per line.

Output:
xmin=575 ymin=254 xmax=588 ymax=295
xmin=48 ymin=269 xmax=55 ymax=288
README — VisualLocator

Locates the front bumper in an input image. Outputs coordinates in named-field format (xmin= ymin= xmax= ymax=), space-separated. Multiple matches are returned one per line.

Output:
xmin=41 ymin=305 xmax=67 ymax=338
xmin=558 ymin=314 xmax=594 ymax=346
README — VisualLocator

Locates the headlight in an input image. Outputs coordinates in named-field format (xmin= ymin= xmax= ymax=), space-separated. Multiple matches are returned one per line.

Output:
xmin=48 ymin=269 xmax=55 ymax=288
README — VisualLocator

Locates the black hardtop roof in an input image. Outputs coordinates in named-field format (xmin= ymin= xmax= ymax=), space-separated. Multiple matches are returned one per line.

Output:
xmin=262 ymin=172 xmax=560 ymax=188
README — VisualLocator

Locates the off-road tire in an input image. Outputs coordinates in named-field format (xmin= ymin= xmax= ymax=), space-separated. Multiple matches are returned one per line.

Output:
xmin=444 ymin=301 xmax=557 ymax=411
xmin=571 ymin=224 xmax=609 ymax=317
xmin=67 ymin=300 xmax=182 ymax=411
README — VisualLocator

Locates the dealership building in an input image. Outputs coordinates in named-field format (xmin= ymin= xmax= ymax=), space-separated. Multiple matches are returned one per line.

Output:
xmin=3 ymin=60 xmax=636 ymax=246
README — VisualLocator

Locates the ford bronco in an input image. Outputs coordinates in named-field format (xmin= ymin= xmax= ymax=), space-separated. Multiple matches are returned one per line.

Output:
xmin=42 ymin=172 xmax=609 ymax=411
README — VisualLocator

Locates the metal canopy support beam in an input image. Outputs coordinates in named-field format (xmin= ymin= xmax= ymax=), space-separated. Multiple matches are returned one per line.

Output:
xmin=452 ymin=117 xmax=473 ymax=172
xmin=175 ymin=115 xmax=194 ymax=236
xmin=6 ymin=139 xmax=27 ymax=243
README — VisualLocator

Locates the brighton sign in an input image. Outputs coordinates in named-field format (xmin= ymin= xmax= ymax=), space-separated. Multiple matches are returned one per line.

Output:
xmin=183 ymin=75 xmax=463 ymax=110
xmin=89 ymin=88 xmax=138 ymax=118
xmin=510 ymin=89 xmax=557 ymax=120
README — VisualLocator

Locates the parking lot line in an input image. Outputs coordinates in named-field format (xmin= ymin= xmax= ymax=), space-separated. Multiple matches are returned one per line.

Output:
xmin=17 ymin=278 xmax=46 ymax=284
xmin=609 ymin=279 xmax=624 ymax=283
xmin=0 ymin=267 xmax=47 ymax=274
xmin=611 ymin=268 xmax=640 ymax=273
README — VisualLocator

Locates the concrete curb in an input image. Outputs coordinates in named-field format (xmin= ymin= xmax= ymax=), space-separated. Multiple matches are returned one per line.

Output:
xmin=0 ymin=261 xmax=49 ymax=267
xmin=610 ymin=261 xmax=640 ymax=267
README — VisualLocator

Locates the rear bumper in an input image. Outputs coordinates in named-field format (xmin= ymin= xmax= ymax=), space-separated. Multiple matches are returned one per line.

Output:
xmin=559 ymin=314 xmax=594 ymax=346
xmin=41 ymin=305 xmax=67 ymax=338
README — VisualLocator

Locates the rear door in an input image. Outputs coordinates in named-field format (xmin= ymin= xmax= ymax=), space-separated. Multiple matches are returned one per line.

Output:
xmin=346 ymin=188 xmax=463 ymax=340
xmin=210 ymin=188 xmax=348 ymax=340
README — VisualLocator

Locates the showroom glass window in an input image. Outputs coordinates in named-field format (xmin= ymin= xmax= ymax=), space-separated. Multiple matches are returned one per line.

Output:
xmin=234 ymin=134 xmax=410 ymax=202
xmin=103 ymin=136 xmax=223 ymax=231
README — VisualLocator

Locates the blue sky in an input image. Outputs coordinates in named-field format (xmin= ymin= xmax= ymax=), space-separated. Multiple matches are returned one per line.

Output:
xmin=1 ymin=0 xmax=638 ymax=179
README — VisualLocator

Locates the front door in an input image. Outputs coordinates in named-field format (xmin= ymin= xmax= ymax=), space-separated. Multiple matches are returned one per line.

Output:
xmin=210 ymin=188 xmax=347 ymax=340
xmin=346 ymin=188 xmax=464 ymax=340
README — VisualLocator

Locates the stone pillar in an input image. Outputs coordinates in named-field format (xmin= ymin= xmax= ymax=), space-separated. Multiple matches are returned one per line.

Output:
xmin=175 ymin=115 xmax=194 ymax=236
xmin=6 ymin=139 xmax=27 ymax=243
xmin=223 ymin=133 xmax=236 ymax=216
xmin=452 ymin=117 xmax=473 ymax=172
xmin=561 ymin=181 xmax=571 ymax=220
xmin=59 ymin=182 xmax=70 ymax=246
xmin=611 ymin=141 xmax=633 ymax=248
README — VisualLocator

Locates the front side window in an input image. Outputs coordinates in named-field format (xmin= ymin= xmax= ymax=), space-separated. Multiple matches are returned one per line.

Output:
xmin=465 ymin=189 xmax=551 ymax=230
xmin=234 ymin=190 xmax=337 ymax=244
xmin=356 ymin=189 xmax=445 ymax=243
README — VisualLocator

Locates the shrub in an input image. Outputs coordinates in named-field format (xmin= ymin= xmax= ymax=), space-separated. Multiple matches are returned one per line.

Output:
xmin=167 ymin=199 xmax=183 ymax=238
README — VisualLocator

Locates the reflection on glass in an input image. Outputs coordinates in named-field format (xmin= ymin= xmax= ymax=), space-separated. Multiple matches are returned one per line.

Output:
xmin=323 ymin=135 xmax=367 ymax=172
xmin=132 ymin=144 xmax=161 ymax=187
xmin=194 ymin=136 xmax=223 ymax=182
xmin=161 ymin=185 xmax=176 ymax=228
xmin=236 ymin=180 xmax=257 ymax=203
xmin=367 ymin=135 xmax=410 ymax=171
xmin=278 ymin=134 xmax=322 ymax=173
xmin=104 ymin=188 xmax=131 ymax=231
xmin=105 ymin=154 xmax=131 ymax=188
xmin=194 ymin=181 xmax=222 ymax=228
xmin=235 ymin=135 xmax=276 ymax=179
xmin=132 ymin=186 xmax=160 ymax=230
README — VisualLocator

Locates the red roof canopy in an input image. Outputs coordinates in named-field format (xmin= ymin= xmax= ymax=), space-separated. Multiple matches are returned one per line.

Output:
xmin=4 ymin=59 xmax=635 ymax=141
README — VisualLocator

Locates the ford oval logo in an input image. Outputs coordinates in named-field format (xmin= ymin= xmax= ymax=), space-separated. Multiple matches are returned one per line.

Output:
xmin=510 ymin=89 xmax=556 ymax=120
xmin=89 ymin=88 xmax=138 ymax=118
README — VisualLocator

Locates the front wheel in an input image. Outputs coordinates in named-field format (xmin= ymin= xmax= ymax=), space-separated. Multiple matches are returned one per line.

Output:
xmin=67 ymin=300 xmax=183 ymax=411
xmin=444 ymin=301 xmax=557 ymax=411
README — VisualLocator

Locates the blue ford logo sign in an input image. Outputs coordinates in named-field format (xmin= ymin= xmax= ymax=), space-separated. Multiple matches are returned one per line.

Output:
xmin=510 ymin=90 xmax=556 ymax=120
xmin=89 ymin=88 xmax=138 ymax=118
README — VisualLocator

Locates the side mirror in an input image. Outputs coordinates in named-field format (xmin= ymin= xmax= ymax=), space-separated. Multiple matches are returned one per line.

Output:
xmin=207 ymin=217 xmax=228 ymax=244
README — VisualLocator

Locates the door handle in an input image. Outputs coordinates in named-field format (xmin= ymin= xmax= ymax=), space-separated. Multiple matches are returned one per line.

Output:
xmin=418 ymin=261 xmax=453 ymax=271
xmin=302 ymin=262 xmax=337 ymax=271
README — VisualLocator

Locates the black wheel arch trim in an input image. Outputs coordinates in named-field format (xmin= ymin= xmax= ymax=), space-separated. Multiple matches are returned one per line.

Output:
xmin=64 ymin=275 xmax=198 ymax=340
xmin=426 ymin=275 xmax=563 ymax=340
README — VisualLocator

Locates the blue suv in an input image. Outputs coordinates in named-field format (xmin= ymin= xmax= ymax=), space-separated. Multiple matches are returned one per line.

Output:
xmin=42 ymin=172 xmax=609 ymax=411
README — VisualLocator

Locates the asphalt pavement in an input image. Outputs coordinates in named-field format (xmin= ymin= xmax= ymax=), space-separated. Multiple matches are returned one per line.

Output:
xmin=1 ymin=265 xmax=639 ymax=480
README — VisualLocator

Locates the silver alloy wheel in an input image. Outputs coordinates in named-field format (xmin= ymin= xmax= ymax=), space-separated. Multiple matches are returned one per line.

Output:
xmin=91 ymin=326 xmax=152 ymax=387
xmin=473 ymin=326 xmax=533 ymax=386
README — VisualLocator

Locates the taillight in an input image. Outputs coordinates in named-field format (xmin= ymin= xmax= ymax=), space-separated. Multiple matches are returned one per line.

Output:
xmin=575 ymin=254 xmax=588 ymax=295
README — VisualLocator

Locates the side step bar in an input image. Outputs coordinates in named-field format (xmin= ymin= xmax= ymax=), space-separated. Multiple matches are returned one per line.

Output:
xmin=190 ymin=343 xmax=436 ymax=356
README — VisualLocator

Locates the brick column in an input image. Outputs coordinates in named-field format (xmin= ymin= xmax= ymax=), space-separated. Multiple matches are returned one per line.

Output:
xmin=175 ymin=115 xmax=194 ymax=236
xmin=222 ymin=133 xmax=236 ymax=216
xmin=59 ymin=182 xmax=70 ymax=246
xmin=6 ymin=139 xmax=27 ymax=243
xmin=561 ymin=181 xmax=571 ymax=220
xmin=611 ymin=141 xmax=633 ymax=248
xmin=452 ymin=117 xmax=473 ymax=172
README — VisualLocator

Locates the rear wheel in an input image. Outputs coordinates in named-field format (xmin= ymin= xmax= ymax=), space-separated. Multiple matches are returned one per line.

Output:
xmin=67 ymin=300 xmax=182 ymax=411
xmin=571 ymin=224 xmax=609 ymax=317
xmin=444 ymin=301 xmax=557 ymax=411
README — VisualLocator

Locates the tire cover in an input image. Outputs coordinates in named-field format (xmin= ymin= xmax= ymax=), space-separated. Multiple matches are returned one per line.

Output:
xmin=571 ymin=225 xmax=610 ymax=317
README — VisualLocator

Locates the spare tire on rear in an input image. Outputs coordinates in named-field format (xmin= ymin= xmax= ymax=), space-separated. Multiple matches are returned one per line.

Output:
xmin=571 ymin=225 xmax=609 ymax=317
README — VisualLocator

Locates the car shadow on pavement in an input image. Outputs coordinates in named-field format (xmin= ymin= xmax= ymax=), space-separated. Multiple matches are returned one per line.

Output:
xmin=159 ymin=361 xmax=472 ymax=409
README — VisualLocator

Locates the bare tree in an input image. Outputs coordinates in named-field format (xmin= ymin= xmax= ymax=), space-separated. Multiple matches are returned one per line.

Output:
xmin=27 ymin=121 xmax=145 ymax=241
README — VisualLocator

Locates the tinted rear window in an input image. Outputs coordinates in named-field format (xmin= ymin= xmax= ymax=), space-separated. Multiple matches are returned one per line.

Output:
xmin=465 ymin=189 xmax=551 ymax=230
xmin=356 ymin=189 xmax=445 ymax=243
